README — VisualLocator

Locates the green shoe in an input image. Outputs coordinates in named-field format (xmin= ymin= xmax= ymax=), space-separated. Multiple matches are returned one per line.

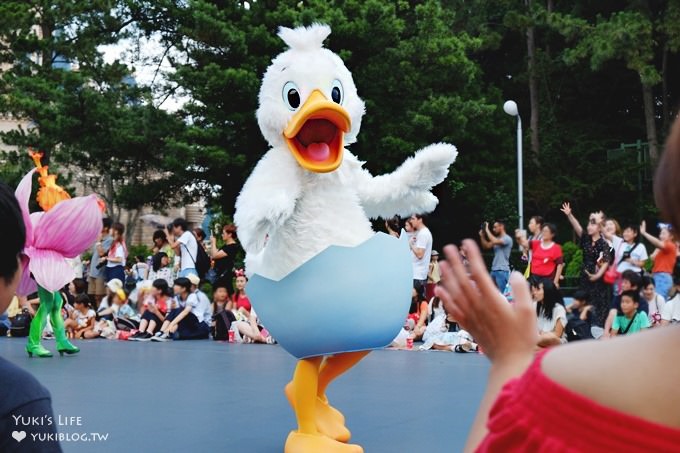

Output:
xmin=26 ymin=344 xmax=53 ymax=358
xmin=56 ymin=341 xmax=80 ymax=356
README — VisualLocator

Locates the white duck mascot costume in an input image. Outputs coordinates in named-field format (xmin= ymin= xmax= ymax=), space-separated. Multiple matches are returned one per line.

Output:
xmin=234 ymin=24 xmax=457 ymax=453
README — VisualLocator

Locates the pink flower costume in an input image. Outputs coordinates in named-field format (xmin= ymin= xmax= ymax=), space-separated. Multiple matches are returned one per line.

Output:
xmin=15 ymin=163 xmax=102 ymax=358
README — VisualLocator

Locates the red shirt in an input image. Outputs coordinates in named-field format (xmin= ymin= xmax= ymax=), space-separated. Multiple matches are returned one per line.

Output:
xmin=233 ymin=294 xmax=252 ymax=313
xmin=529 ymin=241 xmax=563 ymax=278
xmin=477 ymin=350 xmax=680 ymax=452
xmin=652 ymin=240 xmax=677 ymax=273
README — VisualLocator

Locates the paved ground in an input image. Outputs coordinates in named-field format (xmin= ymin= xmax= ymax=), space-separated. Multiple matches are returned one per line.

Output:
xmin=0 ymin=337 xmax=490 ymax=452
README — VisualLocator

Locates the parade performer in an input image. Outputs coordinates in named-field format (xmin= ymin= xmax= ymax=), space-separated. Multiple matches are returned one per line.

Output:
xmin=16 ymin=151 xmax=102 ymax=358
xmin=234 ymin=24 xmax=457 ymax=453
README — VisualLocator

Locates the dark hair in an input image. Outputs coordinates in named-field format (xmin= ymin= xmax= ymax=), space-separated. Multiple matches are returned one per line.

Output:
xmin=172 ymin=218 xmax=188 ymax=232
xmin=174 ymin=277 xmax=192 ymax=292
xmin=530 ymin=215 xmax=544 ymax=226
xmin=74 ymin=293 xmax=91 ymax=308
xmin=622 ymin=224 xmax=641 ymax=245
xmin=409 ymin=287 xmax=425 ymax=314
xmin=151 ymin=252 xmax=168 ymax=272
xmin=223 ymin=223 xmax=238 ymax=240
xmin=71 ymin=278 xmax=87 ymax=295
xmin=530 ymin=278 xmax=564 ymax=321
xmin=655 ymin=115 xmax=680 ymax=231
xmin=193 ymin=227 xmax=205 ymax=241
xmin=152 ymin=279 xmax=170 ymax=296
xmin=0 ymin=182 xmax=25 ymax=285
xmin=620 ymin=290 xmax=640 ymax=304
xmin=642 ymin=276 xmax=655 ymax=289
xmin=412 ymin=214 xmax=427 ymax=225
xmin=152 ymin=229 xmax=167 ymax=242
xmin=112 ymin=222 xmax=125 ymax=237
xmin=135 ymin=255 xmax=144 ymax=263
xmin=102 ymin=217 xmax=112 ymax=229
xmin=621 ymin=270 xmax=642 ymax=289
xmin=494 ymin=219 xmax=506 ymax=228
xmin=572 ymin=290 xmax=589 ymax=303
xmin=386 ymin=216 xmax=400 ymax=232
xmin=542 ymin=222 xmax=557 ymax=236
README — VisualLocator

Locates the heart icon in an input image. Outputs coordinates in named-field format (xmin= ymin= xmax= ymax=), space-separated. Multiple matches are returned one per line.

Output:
xmin=12 ymin=431 xmax=26 ymax=442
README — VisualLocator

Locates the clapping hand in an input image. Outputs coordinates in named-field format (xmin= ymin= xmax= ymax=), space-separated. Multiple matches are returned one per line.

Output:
xmin=435 ymin=240 xmax=536 ymax=365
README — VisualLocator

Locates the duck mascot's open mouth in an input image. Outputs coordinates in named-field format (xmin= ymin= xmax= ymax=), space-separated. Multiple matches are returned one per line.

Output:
xmin=283 ymin=90 xmax=350 ymax=173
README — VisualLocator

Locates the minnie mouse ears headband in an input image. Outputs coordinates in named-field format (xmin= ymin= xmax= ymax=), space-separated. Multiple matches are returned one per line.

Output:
xmin=234 ymin=268 xmax=246 ymax=278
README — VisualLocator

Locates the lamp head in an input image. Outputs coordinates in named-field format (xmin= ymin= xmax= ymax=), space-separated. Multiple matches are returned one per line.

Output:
xmin=503 ymin=100 xmax=518 ymax=117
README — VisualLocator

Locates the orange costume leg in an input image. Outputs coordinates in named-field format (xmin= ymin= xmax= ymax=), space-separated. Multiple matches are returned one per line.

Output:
xmin=285 ymin=351 xmax=370 ymax=445
xmin=284 ymin=356 xmax=363 ymax=453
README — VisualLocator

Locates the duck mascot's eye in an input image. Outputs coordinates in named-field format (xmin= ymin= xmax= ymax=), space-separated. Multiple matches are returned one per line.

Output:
xmin=283 ymin=81 xmax=301 ymax=110
xmin=331 ymin=79 xmax=343 ymax=104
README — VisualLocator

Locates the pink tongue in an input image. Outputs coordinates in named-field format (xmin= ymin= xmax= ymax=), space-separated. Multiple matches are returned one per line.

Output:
xmin=306 ymin=142 xmax=330 ymax=162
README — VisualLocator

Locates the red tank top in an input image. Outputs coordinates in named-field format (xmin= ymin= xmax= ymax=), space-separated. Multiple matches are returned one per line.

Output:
xmin=477 ymin=349 xmax=680 ymax=452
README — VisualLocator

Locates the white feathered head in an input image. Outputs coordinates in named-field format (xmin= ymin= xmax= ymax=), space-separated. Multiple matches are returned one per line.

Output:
xmin=256 ymin=24 xmax=365 ymax=173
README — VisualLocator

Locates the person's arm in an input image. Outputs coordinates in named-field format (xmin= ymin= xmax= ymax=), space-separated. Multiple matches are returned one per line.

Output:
xmin=210 ymin=237 xmax=228 ymax=259
xmin=168 ymin=305 xmax=192 ymax=329
xmin=553 ymin=264 xmax=564 ymax=288
xmin=409 ymin=241 xmax=426 ymax=260
xmin=579 ymin=305 xmax=592 ymax=321
xmin=603 ymin=308 xmax=617 ymax=337
xmin=436 ymin=240 xmax=536 ymax=452
xmin=478 ymin=230 xmax=492 ymax=250
xmin=165 ymin=228 xmax=182 ymax=253
xmin=514 ymin=230 xmax=529 ymax=249
xmin=484 ymin=224 xmax=505 ymax=246
xmin=107 ymin=243 xmax=125 ymax=264
xmin=560 ymin=202 xmax=583 ymax=238
xmin=640 ymin=221 xmax=665 ymax=249
xmin=416 ymin=302 xmax=428 ymax=328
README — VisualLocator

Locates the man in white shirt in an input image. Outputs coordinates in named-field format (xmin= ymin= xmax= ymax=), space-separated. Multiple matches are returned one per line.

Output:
xmin=166 ymin=218 xmax=198 ymax=278
xmin=409 ymin=214 xmax=433 ymax=300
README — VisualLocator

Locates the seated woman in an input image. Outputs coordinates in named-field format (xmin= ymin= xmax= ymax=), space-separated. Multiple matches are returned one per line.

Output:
xmin=230 ymin=306 xmax=275 ymax=344
xmin=130 ymin=279 xmax=171 ymax=341
xmin=210 ymin=284 xmax=236 ymax=341
xmin=231 ymin=269 xmax=252 ymax=320
xmin=420 ymin=297 xmax=478 ymax=352
xmin=147 ymin=251 xmax=174 ymax=287
xmin=407 ymin=287 xmax=429 ymax=341
xmin=64 ymin=294 xmax=97 ymax=339
xmin=530 ymin=278 xmax=567 ymax=347
xmin=152 ymin=277 xmax=210 ymax=341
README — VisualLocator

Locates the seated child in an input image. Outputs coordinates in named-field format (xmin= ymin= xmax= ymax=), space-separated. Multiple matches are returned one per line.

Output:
xmin=211 ymin=285 xmax=236 ymax=341
xmin=611 ymin=290 xmax=650 ymax=336
xmin=130 ymin=279 xmax=170 ymax=341
xmin=605 ymin=270 xmax=646 ymax=336
xmin=641 ymin=276 xmax=665 ymax=326
xmin=564 ymin=290 xmax=594 ymax=341
xmin=64 ymin=294 xmax=97 ymax=339
xmin=97 ymin=289 xmax=139 ymax=330
xmin=151 ymin=277 xmax=210 ymax=341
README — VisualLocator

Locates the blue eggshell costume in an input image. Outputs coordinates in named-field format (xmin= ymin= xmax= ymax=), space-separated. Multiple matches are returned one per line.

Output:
xmin=248 ymin=232 xmax=412 ymax=359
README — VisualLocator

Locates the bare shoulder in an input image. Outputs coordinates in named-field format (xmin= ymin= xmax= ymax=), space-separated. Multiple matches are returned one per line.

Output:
xmin=542 ymin=327 xmax=680 ymax=428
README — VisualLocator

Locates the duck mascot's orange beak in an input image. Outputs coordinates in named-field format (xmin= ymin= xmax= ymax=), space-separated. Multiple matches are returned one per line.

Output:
xmin=283 ymin=90 xmax=351 ymax=173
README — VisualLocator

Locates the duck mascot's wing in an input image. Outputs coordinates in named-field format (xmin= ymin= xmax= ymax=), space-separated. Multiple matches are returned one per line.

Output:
xmin=234 ymin=148 xmax=303 ymax=255
xmin=347 ymin=142 xmax=457 ymax=218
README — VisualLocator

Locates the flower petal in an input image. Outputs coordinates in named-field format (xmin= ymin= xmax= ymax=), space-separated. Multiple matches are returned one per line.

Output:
xmin=33 ymin=194 xmax=102 ymax=258
xmin=28 ymin=249 xmax=74 ymax=292
xmin=16 ymin=254 xmax=37 ymax=296
xmin=14 ymin=169 xmax=36 ymax=248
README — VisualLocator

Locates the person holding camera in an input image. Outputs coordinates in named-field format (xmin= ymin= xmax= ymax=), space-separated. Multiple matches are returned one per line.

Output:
xmin=479 ymin=220 xmax=512 ymax=290
xmin=165 ymin=218 xmax=198 ymax=279
xmin=210 ymin=223 xmax=239 ymax=296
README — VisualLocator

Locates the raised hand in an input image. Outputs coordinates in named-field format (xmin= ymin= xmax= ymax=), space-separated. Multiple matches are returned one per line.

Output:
xmin=560 ymin=202 xmax=572 ymax=217
xmin=435 ymin=240 xmax=537 ymax=365
xmin=640 ymin=220 xmax=647 ymax=235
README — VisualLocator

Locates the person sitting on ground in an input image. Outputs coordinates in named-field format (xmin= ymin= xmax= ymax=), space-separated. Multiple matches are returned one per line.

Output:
xmin=566 ymin=290 xmax=593 ymax=324
xmin=660 ymin=275 xmax=680 ymax=325
xmin=151 ymin=276 xmax=210 ymax=341
xmin=210 ymin=284 xmax=236 ymax=341
xmin=610 ymin=290 xmax=650 ymax=336
xmin=130 ymin=279 xmax=171 ymax=341
xmin=420 ymin=297 xmax=478 ymax=352
xmin=98 ymin=278 xmax=123 ymax=313
xmin=232 ymin=269 xmax=252 ymax=319
xmin=515 ymin=223 xmax=564 ymax=288
xmin=97 ymin=289 xmax=139 ymax=331
xmin=64 ymin=294 xmax=96 ymax=339
xmin=407 ymin=287 xmax=429 ymax=341
xmin=604 ymin=270 xmax=645 ymax=336
xmin=230 ymin=306 xmax=275 ymax=344
xmin=642 ymin=276 xmax=665 ymax=327
xmin=640 ymin=220 xmax=677 ymax=300
xmin=530 ymin=278 xmax=567 ymax=347
xmin=147 ymin=251 xmax=174 ymax=287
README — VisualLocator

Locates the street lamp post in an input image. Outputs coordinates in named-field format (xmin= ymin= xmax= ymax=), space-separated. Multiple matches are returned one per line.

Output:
xmin=503 ymin=100 xmax=523 ymax=231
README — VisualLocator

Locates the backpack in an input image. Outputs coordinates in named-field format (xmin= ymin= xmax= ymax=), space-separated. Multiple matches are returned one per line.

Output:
xmin=10 ymin=309 xmax=32 ymax=337
xmin=213 ymin=310 xmax=236 ymax=341
xmin=565 ymin=318 xmax=593 ymax=342
xmin=183 ymin=242 xmax=211 ymax=280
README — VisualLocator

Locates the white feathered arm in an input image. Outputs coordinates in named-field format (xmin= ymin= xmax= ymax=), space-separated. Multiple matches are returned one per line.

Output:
xmin=348 ymin=143 xmax=457 ymax=219
xmin=234 ymin=148 xmax=303 ymax=254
